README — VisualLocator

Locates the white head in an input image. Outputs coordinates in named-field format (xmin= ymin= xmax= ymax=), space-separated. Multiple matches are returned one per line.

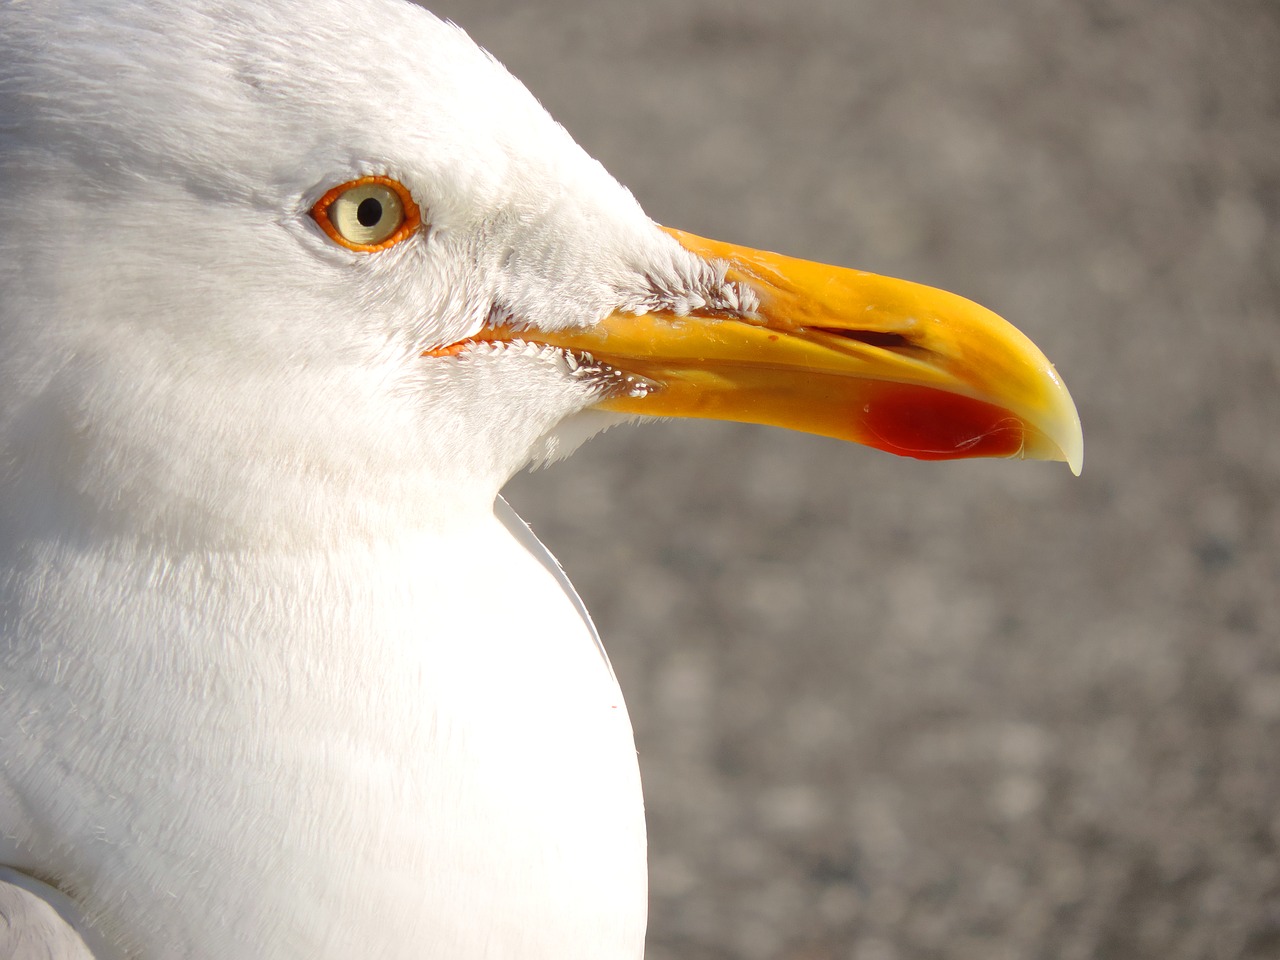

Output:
xmin=0 ymin=0 xmax=1081 ymax=550
xmin=0 ymin=0 xmax=742 ymax=548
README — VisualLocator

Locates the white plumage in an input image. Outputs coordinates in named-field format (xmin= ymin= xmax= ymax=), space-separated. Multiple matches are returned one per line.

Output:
xmin=0 ymin=1 xmax=1081 ymax=957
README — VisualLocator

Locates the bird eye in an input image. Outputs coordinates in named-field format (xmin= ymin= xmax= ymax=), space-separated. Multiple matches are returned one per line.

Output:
xmin=311 ymin=176 xmax=422 ymax=251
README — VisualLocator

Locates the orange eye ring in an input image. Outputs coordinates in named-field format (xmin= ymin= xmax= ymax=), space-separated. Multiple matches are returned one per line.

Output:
xmin=311 ymin=175 xmax=423 ymax=252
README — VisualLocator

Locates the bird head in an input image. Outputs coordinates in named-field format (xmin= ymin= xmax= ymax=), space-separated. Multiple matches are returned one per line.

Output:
xmin=0 ymin=0 xmax=1080 ymax=549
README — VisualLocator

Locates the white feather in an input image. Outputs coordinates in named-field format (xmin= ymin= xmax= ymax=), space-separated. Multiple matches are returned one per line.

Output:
xmin=0 ymin=0 xmax=756 ymax=955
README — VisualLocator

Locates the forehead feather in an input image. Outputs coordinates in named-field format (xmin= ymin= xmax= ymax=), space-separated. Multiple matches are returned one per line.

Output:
xmin=8 ymin=0 xmax=628 ymax=220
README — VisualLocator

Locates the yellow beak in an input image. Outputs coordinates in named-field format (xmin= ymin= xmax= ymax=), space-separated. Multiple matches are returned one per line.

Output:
xmin=458 ymin=226 xmax=1083 ymax=473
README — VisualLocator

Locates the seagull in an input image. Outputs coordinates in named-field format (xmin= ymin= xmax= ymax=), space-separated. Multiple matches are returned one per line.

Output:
xmin=0 ymin=0 xmax=1082 ymax=957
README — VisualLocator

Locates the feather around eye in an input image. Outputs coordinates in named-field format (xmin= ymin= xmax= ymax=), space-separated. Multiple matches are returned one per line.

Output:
xmin=312 ymin=176 xmax=423 ymax=251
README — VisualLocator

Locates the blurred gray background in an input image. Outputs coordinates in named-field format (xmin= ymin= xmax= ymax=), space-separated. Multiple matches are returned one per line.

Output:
xmin=428 ymin=1 xmax=1280 ymax=957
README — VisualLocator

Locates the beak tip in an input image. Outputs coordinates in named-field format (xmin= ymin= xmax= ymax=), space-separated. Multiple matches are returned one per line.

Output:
xmin=1063 ymin=434 xmax=1084 ymax=477
xmin=1043 ymin=382 xmax=1084 ymax=476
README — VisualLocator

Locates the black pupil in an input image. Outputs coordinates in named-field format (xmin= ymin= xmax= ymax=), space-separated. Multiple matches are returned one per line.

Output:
xmin=356 ymin=197 xmax=384 ymax=228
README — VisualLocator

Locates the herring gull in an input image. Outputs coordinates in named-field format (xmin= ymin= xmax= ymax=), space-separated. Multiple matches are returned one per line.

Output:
xmin=0 ymin=0 xmax=1081 ymax=956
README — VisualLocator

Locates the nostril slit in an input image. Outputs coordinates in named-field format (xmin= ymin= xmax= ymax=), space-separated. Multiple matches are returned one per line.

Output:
xmin=814 ymin=328 xmax=914 ymax=349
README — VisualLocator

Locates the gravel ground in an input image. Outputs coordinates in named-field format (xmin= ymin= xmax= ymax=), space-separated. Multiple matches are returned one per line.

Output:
xmin=427 ymin=1 xmax=1280 ymax=957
